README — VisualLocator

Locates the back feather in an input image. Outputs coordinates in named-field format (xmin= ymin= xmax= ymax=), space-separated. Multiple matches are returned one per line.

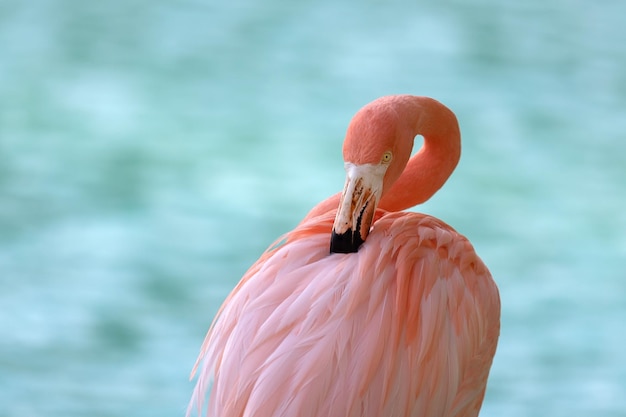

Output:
xmin=188 ymin=210 xmax=500 ymax=417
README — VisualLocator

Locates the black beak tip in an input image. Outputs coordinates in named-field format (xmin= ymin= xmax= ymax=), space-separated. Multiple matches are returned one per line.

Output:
xmin=330 ymin=229 xmax=364 ymax=254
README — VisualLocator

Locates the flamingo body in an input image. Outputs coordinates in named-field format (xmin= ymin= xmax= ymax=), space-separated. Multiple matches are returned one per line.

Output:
xmin=189 ymin=96 xmax=500 ymax=417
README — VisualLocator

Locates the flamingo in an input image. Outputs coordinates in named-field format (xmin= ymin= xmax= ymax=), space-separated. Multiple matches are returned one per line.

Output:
xmin=188 ymin=95 xmax=500 ymax=417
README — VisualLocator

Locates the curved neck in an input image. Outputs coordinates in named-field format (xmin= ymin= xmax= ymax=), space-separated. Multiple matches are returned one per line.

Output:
xmin=378 ymin=97 xmax=461 ymax=212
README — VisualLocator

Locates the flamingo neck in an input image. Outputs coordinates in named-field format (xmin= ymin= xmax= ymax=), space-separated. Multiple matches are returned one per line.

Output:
xmin=378 ymin=97 xmax=461 ymax=212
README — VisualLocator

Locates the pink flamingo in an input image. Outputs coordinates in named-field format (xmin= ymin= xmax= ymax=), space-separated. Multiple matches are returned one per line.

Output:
xmin=189 ymin=95 xmax=500 ymax=417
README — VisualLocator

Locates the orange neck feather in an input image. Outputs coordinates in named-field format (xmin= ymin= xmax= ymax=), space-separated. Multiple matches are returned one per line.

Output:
xmin=378 ymin=96 xmax=460 ymax=212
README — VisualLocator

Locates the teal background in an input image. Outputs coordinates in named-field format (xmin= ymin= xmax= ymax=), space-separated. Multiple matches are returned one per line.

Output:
xmin=1 ymin=0 xmax=625 ymax=416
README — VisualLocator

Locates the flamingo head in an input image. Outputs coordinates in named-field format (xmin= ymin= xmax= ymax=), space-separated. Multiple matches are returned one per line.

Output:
xmin=329 ymin=98 xmax=414 ymax=254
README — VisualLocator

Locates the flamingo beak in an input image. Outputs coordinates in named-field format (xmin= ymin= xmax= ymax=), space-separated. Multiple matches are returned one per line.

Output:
xmin=330 ymin=163 xmax=386 ymax=254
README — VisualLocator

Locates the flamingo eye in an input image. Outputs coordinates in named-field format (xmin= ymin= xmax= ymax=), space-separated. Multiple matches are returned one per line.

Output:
xmin=381 ymin=151 xmax=393 ymax=164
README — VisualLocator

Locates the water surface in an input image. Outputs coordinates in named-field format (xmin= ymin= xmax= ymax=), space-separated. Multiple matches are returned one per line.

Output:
xmin=1 ymin=1 xmax=625 ymax=416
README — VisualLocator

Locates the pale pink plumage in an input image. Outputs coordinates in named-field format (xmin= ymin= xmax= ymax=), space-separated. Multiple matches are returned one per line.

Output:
xmin=189 ymin=95 xmax=500 ymax=417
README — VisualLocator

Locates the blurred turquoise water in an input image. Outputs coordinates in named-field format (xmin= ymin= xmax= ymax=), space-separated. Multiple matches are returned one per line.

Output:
xmin=1 ymin=0 xmax=625 ymax=416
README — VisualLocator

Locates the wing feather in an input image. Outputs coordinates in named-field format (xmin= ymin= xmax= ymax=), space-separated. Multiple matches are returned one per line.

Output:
xmin=189 ymin=211 xmax=500 ymax=417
